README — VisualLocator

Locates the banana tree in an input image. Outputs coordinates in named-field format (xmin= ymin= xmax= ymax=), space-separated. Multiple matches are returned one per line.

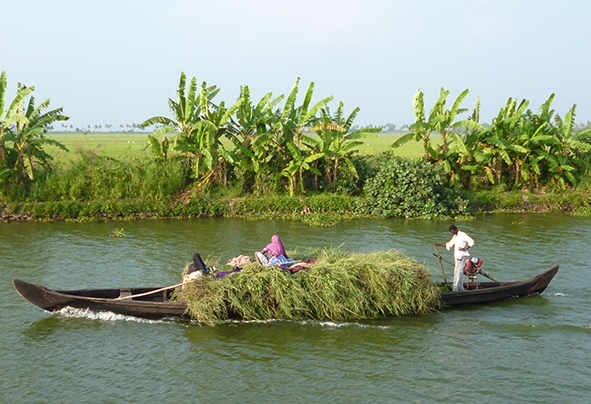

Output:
xmin=146 ymin=134 xmax=169 ymax=162
xmin=175 ymin=82 xmax=244 ymax=189
xmin=541 ymin=103 xmax=591 ymax=188
xmin=553 ymin=103 xmax=591 ymax=158
xmin=141 ymin=72 xmax=219 ymax=158
xmin=1 ymin=71 xmax=34 ymax=182
xmin=226 ymin=85 xmax=284 ymax=190
xmin=309 ymin=102 xmax=379 ymax=187
xmin=447 ymin=98 xmax=489 ymax=186
xmin=394 ymin=88 xmax=480 ymax=161
xmin=1 ymin=83 xmax=68 ymax=190
xmin=477 ymin=97 xmax=531 ymax=185
xmin=230 ymin=134 xmax=277 ymax=195
xmin=431 ymin=89 xmax=483 ymax=157
xmin=273 ymin=78 xmax=333 ymax=193
xmin=392 ymin=89 xmax=434 ymax=158
xmin=280 ymin=142 xmax=324 ymax=196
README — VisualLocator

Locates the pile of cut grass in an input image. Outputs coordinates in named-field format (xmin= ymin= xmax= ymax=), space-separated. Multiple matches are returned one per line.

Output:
xmin=180 ymin=249 xmax=441 ymax=323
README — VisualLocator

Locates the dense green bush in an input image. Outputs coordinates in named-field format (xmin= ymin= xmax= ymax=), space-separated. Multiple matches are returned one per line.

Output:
xmin=361 ymin=152 xmax=468 ymax=218
xmin=322 ymin=155 xmax=375 ymax=195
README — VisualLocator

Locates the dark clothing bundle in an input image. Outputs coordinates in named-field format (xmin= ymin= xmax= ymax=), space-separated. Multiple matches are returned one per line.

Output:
xmin=187 ymin=253 xmax=210 ymax=275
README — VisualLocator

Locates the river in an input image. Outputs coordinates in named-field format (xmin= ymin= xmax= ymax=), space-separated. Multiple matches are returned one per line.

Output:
xmin=1 ymin=213 xmax=589 ymax=403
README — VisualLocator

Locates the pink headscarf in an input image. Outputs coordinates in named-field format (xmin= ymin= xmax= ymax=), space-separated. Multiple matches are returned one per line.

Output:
xmin=263 ymin=235 xmax=287 ymax=258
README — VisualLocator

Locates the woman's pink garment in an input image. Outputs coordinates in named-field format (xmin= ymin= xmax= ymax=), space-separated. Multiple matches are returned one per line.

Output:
xmin=263 ymin=235 xmax=288 ymax=258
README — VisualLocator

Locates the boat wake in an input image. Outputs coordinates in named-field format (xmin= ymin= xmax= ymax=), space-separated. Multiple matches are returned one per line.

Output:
xmin=223 ymin=318 xmax=393 ymax=329
xmin=306 ymin=320 xmax=393 ymax=329
xmin=56 ymin=306 xmax=164 ymax=324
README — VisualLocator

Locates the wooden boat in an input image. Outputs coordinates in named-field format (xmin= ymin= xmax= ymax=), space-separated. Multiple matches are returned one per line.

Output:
xmin=12 ymin=279 xmax=189 ymax=320
xmin=440 ymin=265 xmax=559 ymax=306
xmin=13 ymin=266 xmax=559 ymax=319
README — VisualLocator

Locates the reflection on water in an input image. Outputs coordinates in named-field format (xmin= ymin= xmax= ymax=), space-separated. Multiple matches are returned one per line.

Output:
xmin=2 ymin=213 xmax=591 ymax=403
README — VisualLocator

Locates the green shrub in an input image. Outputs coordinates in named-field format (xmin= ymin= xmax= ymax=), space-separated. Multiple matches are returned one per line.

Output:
xmin=361 ymin=152 xmax=468 ymax=218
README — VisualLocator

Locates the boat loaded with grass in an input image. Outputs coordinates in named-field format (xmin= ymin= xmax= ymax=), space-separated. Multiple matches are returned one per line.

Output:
xmin=13 ymin=249 xmax=558 ymax=323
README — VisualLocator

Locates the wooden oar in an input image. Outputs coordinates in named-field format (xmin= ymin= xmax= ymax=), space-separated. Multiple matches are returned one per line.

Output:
xmin=114 ymin=282 xmax=184 ymax=301
xmin=474 ymin=269 xmax=497 ymax=282
xmin=433 ymin=244 xmax=448 ymax=283
xmin=431 ymin=253 xmax=498 ymax=282
xmin=432 ymin=252 xmax=454 ymax=267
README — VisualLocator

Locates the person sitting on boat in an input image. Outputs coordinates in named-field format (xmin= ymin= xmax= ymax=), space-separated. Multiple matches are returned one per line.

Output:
xmin=435 ymin=225 xmax=474 ymax=292
xmin=255 ymin=235 xmax=290 ymax=268
xmin=184 ymin=253 xmax=211 ymax=282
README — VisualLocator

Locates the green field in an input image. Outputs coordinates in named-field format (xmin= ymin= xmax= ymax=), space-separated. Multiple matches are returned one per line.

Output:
xmin=45 ymin=132 xmax=149 ymax=160
xmin=45 ymin=131 xmax=430 ymax=161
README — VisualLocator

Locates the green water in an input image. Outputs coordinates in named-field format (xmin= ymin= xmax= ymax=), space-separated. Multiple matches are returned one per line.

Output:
xmin=1 ymin=214 xmax=590 ymax=403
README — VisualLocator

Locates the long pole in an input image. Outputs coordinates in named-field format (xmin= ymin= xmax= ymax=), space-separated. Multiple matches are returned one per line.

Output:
xmin=114 ymin=282 xmax=184 ymax=301
xmin=434 ymin=244 xmax=447 ymax=283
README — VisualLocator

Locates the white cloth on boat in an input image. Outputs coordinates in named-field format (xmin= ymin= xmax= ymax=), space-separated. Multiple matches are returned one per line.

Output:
xmin=255 ymin=251 xmax=269 ymax=266
xmin=183 ymin=271 xmax=203 ymax=284
xmin=227 ymin=255 xmax=251 ymax=267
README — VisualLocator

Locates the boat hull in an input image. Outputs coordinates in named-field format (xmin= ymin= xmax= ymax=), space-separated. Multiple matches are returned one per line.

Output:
xmin=14 ymin=266 xmax=559 ymax=319
xmin=440 ymin=266 xmax=559 ymax=306
xmin=12 ymin=279 xmax=189 ymax=320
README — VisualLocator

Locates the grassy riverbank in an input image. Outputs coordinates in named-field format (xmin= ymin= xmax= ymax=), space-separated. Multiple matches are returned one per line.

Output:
xmin=2 ymin=188 xmax=590 ymax=225
xmin=0 ymin=194 xmax=367 ymax=226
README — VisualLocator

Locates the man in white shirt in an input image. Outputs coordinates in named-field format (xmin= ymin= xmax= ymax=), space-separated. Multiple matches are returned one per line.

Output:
xmin=435 ymin=225 xmax=475 ymax=292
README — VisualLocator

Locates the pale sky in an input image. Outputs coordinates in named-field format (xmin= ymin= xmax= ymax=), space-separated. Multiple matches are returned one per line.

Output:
xmin=2 ymin=0 xmax=590 ymax=129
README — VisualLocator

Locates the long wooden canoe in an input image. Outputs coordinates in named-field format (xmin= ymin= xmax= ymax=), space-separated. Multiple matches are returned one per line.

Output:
xmin=13 ymin=266 xmax=559 ymax=320
xmin=12 ymin=279 xmax=189 ymax=320
xmin=440 ymin=265 xmax=559 ymax=306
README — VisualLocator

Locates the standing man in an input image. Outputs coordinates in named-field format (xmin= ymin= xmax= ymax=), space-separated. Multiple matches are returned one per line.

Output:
xmin=435 ymin=225 xmax=474 ymax=292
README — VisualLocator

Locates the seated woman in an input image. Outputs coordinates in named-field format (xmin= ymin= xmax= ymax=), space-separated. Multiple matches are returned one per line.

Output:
xmin=255 ymin=235 xmax=290 ymax=267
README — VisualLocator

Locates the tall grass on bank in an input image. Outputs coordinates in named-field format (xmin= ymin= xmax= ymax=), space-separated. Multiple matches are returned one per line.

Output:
xmin=1 ymin=193 xmax=363 ymax=224
xmin=180 ymin=249 xmax=441 ymax=323
xmin=28 ymin=151 xmax=189 ymax=202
